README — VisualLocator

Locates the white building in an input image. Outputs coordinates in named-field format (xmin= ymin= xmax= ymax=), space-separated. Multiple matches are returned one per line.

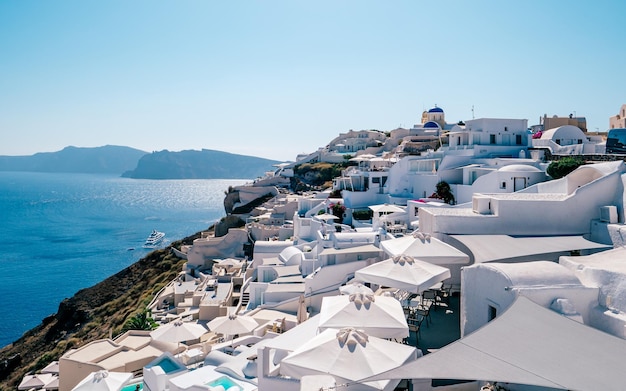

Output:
xmin=460 ymin=261 xmax=598 ymax=336
xmin=419 ymin=161 xmax=626 ymax=240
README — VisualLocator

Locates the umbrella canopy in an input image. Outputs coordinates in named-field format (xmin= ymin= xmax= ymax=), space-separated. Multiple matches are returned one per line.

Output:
xmin=314 ymin=213 xmax=340 ymax=222
xmin=318 ymin=294 xmax=408 ymax=339
xmin=150 ymin=320 xmax=208 ymax=344
xmin=208 ymin=313 xmax=258 ymax=336
xmin=368 ymin=204 xmax=405 ymax=214
xmin=43 ymin=376 xmax=59 ymax=390
xmin=339 ymin=280 xmax=374 ymax=296
xmin=280 ymin=328 xmax=417 ymax=390
xmin=355 ymin=255 xmax=451 ymax=294
xmin=18 ymin=373 xmax=55 ymax=390
xmin=380 ymin=233 xmax=470 ymax=265
xmin=72 ymin=370 xmax=132 ymax=391
xmin=41 ymin=360 xmax=59 ymax=374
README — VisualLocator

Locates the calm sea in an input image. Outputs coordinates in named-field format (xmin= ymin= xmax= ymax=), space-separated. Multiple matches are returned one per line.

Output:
xmin=0 ymin=172 xmax=248 ymax=348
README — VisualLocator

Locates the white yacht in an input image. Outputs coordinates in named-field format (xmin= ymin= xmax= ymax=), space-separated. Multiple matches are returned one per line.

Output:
xmin=143 ymin=230 xmax=165 ymax=248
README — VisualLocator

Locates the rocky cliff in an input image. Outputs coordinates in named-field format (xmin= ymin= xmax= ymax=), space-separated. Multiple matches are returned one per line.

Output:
xmin=0 ymin=233 xmax=200 ymax=390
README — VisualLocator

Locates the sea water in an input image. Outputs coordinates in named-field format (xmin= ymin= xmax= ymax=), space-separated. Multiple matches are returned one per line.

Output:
xmin=0 ymin=172 xmax=248 ymax=348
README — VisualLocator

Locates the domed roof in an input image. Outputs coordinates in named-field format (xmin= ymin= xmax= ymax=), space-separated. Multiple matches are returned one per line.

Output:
xmin=423 ymin=121 xmax=440 ymax=129
xmin=498 ymin=164 xmax=542 ymax=173
xmin=428 ymin=106 xmax=444 ymax=113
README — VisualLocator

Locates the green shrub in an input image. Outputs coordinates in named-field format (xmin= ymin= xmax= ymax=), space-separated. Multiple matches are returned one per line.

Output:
xmin=547 ymin=157 xmax=585 ymax=179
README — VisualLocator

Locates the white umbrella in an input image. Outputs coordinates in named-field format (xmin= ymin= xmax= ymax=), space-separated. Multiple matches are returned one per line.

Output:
xmin=380 ymin=233 xmax=469 ymax=264
xmin=314 ymin=213 xmax=340 ymax=222
xmin=208 ymin=313 xmax=258 ymax=336
xmin=339 ymin=280 xmax=374 ymax=295
xmin=318 ymin=294 xmax=408 ymax=339
xmin=18 ymin=373 xmax=55 ymax=390
xmin=355 ymin=255 xmax=451 ymax=294
xmin=150 ymin=320 xmax=208 ymax=344
xmin=280 ymin=328 xmax=417 ymax=390
xmin=41 ymin=360 xmax=59 ymax=374
xmin=369 ymin=204 xmax=406 ymax=214
xmin=71 ymin=370 xmax=132 ymax=391
xmin=43 ymin=376 xmax=59 ymax=390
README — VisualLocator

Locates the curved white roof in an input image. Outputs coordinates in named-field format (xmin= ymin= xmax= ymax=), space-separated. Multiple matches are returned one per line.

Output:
xmin=498 ymin=164 xmax=542 ymax=173
xmin=482 ymin=261 xmax=581 ymax=287
xmin=540 ymin=125 xmax=585 ymax=140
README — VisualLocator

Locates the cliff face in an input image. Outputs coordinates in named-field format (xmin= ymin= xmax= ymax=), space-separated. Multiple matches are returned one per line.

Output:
xmin=0 ymin=145 xmax=147 ymax=174
xmin=122 ymin=149 xmax=281 ymax=179
xmin=0 ymin=233 xmax=201 ymax=391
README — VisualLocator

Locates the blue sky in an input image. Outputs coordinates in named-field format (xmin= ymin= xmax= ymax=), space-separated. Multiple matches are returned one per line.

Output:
xmin=1 ymin=1 xmax=624 ymax=162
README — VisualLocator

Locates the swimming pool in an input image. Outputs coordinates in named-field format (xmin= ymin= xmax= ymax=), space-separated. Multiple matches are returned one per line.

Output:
xmin=120 ymin=382 xmax=143 ymax=391
xmin=206 ymin=376 xmax=243 ymax=391
xmin=158 ymin=356 xmax=181 ymax=373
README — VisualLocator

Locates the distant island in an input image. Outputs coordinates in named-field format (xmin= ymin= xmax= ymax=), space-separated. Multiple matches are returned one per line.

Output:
xmin=0 ymin=145 xmax=147 ymax=174
xmin=0 ymin=146 xmax=282 ymax=179
xmin=122 ymin=149 xmax=281 ymax=179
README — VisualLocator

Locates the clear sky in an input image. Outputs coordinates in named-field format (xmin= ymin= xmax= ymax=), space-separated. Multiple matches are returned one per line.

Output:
xmin=1 ymin=1 xmax=624 ymax=162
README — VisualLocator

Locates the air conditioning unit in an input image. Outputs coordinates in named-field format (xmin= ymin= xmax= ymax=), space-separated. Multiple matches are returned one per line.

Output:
xmin=600 ymin=206 xmax=618 ymax=223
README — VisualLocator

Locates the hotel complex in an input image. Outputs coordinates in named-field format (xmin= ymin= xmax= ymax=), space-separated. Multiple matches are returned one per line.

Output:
xmin=21 ymin=104 xmax=626 ymax=391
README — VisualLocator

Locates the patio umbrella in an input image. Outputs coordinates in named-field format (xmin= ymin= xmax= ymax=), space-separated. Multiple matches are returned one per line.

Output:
xmin=71 ymin=370 xmax=132 ymax=391
xmin=280 ymin=328 xmax=417 ymax=391
xmin=208 ymin=313 xmax=258 ymax=336
xmin=41 ymin=360 xmax=59 ymax=374
xmin=18 ymin=373 xmax=55 ymax=390
xmin=368 ymin=204 xmax=406 ymax=214
xmin=380 ymin=234 xmax=469 ymax=264
xmin=43 ymin=376 xmax=59 ymax=390
xmin=150 ymin=320 xmax=208 ymax=344
xmin=339 ymin=280 xmax=374 ymax=296
xmin=217 ymin=258 xmax=243 ymax=268
xmin=355 ymin=255 xmax=451 ymax=294
xmin=314 ymin=213 xmax=340 ymax=222
xmin=318 ymin=294 xmax=408 ymax=339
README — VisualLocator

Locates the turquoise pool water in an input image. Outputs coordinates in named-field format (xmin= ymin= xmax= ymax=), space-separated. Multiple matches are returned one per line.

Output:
xmin=121 ymin=383 xmax=143 ymax=391
xmin=206 ymin=376 xmax=242 ymax=390
xmin=157 ymin=356 xmax=181 ymax=373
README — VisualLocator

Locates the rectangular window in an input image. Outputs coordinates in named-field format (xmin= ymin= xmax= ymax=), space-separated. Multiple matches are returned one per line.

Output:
xmin=516 ymin=135 xmax=522 ymax=145
xmin=504 ymin=126 xmax=508 ymax=131
xmin=488 ymin=305 xmax=497 ymax=321
xmin=500 ymin=181 xmax=506 ymax=189
xmin=489 ymin=134 xmax=496 ymax=144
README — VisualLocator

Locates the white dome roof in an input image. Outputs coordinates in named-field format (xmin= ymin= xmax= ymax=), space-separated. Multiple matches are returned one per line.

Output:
xmin=498 ymin=164 xmax=542 ymax=173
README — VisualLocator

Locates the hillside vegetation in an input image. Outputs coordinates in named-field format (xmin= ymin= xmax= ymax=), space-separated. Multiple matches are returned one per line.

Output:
xmin=0 ymin=233 xmax=201 ymax=390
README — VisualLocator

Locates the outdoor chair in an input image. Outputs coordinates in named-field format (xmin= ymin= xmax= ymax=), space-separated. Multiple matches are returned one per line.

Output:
xmin=407 ymin=315 xmax=423 ymax=344
xmin=435 ymin=284 xmax=452 ymax=307
xmin=422 ymin=290 xmax=437 ymax=307
xmin=415 ymin=303 xmax=431 ymax=327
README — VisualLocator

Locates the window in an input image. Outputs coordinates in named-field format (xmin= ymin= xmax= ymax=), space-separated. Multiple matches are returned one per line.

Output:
xmin=504 ymin=126 xmax=508 ymax=131
xmin=500 ymin=181 xmax=506 ymax=189
xmin=516 ymin=134 xmax=522 ymax=145
xmin=489 ymin=134 xmax=496 ymax=144
xmin=578 ymin=139 xmax=583 ymax=144
xmin=488 ymin=305 xmax=497 ymax=321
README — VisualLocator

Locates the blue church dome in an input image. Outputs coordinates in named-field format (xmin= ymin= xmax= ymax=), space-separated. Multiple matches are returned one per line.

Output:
xmin=424 ymin=121 xmax=440 ymax=128
xmin=428 ymin=106 xmax=444 ymax=113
